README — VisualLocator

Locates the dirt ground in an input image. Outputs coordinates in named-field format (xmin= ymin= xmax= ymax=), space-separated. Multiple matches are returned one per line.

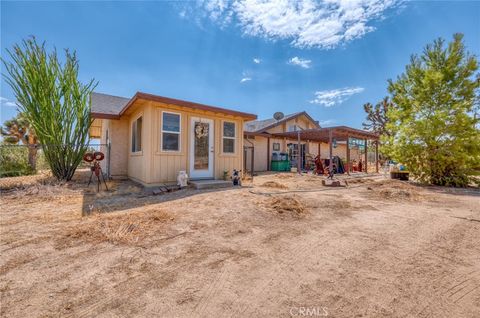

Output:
xmin=1 ymin=172 xmax=479 ymax=317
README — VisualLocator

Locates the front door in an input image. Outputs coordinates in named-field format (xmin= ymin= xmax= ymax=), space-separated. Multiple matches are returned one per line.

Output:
xmin=190 ymin=117 xmax=214 ymax=179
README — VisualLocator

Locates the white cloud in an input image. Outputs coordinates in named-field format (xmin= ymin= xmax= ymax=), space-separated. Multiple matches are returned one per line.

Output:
xmin=0 ymin=97 xmax=17 ymax=107
xmin=310 ymin=87 xmax=364 ymax=107
xmin=240 ymin=77 xmax=252 ymax=83
xmin=187 ymin=0 xmax=400 ymax=49
xmin=253 ymin=58 xmax=261 ymax=64
xmin=318 ymin=119 xmax=336 ymax=126
xmin=288 ymin=56 xmax=312 ymax=68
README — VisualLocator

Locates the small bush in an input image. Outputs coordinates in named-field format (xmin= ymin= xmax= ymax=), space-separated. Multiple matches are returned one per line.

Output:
xmin=0 ymin=146 xmax=35 ymax=177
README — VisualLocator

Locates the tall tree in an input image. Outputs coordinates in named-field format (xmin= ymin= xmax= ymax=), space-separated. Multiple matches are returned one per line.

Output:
xmin=1 ymin=113 xmax=39 ymax=169
xmin=2 ymin=37 xmax=97 ymax=180
xmin=386 ymin=33 xmax=480 ymax=187
xmin=362 ymin=97 xmax=393 ymax=137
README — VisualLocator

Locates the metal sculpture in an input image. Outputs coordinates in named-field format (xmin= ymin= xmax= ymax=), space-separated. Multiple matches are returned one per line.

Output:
xmin=84 ymin=151 xmax=108 ymax=192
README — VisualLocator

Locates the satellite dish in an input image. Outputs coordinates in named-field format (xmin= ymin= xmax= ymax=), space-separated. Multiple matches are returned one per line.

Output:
xmin=273 ymin=112 xmax=284 ymax=121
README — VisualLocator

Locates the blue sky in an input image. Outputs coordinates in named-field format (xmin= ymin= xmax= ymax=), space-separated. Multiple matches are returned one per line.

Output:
xmin=1 ymin=1 xmax=479 ymax=128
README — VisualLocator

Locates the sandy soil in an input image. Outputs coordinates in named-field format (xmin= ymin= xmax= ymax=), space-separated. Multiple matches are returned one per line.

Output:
xmin=1 ymin=172 xmax=479 ymax=317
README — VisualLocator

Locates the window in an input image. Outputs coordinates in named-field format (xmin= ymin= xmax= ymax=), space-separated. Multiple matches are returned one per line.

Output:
xmin=273 ymin=142 xmax=280 ymax=151
xmin=131 ymin=116 xmax=142 ymax=152
xmin=287 ymin=125 xmax=298 ymax=132
xmin=162 ymin=112 xmax=180 ymax=151
xmin=222 ymin=121 xmax=236 ymax=153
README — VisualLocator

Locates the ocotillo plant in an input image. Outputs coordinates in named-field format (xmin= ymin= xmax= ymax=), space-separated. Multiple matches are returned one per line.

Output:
xmin=2 ymin=37 xmax=97 ymax=181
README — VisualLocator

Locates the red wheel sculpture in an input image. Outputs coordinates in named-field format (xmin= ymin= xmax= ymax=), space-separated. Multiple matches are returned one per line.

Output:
xmin=93 ymin=151 xmax=104 ymax=161
xmin=83 ymin=152 xmax=94 ymax=162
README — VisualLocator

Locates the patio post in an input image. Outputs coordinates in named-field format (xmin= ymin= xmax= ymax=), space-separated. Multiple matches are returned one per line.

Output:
xmin=364 ymin=139 xmax=368 ymax=174
xmin=267 ymin=137 xmax=271 ymax=171
xmin=297 ymin=130 xmax=301 ymax=174
xmin=375 ymin=141 xmax=379 ymax=173
xmin=329 ymin=129 xmax=333 ymax=173
xmin=346 ymin=134 xmax=350 ymax=175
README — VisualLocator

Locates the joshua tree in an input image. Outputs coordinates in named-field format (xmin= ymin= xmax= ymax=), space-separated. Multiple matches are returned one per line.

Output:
xmin=2 ymin=37 xmax=97 ymax=180
xmin=1 ymin=113 xmax=39 ymax=169
xmin=362 ymin=97 xmax=393 ymax=138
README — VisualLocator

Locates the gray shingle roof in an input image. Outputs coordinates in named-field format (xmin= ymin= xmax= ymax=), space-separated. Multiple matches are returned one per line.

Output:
xmin=90 ymin=92 xmax=130 ymax=116
xmin=244 ymin=112 xmax=302 ymax=132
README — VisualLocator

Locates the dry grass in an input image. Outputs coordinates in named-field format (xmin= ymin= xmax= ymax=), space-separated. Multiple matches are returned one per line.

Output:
xmin=0 ymin=171 xmax=55 ymax=190
xmin=261 ymin=181 xmax=288 ymax=189
xmin=269 ymin=195 xmax=308 ymax=217
xmin=367 ymin=179 xmax=424 ymax=201
xmin=0 ymin=253 xmax=37 ymax=276
xmin=56 ymin=209 xmax=172 ymax=247
xmin=275 ymin=173 xmax=295 ymax=179
xmin=1 ymin=173 xmax=479 ymax=317
xmin=347 ymin=178 xmax=376 ymax=184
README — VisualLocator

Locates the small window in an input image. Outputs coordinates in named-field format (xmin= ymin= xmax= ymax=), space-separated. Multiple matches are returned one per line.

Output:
xmin=273 ymin=142 xmax=280 ymax=151
xmin=223 ymin=121 xmax=236 ymax=153
xmin=162 ymin=112 xmax=180 ymax=151
xmin=131 ymin=116 xmax=142 ymax=152
xmin=287 ymin=125 xmax=298 ymax=132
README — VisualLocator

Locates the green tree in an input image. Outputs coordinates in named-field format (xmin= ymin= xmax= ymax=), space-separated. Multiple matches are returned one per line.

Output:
xmin=386 ymin=33 xmax=480 ymax=187
xmin=2 ymin=37 xmax=97 ymax=181
xmin=1 ymin=112 xmax=39 ymax=169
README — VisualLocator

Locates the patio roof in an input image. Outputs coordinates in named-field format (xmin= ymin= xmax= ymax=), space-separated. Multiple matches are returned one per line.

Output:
xmin=270 ymin=126 xmax=379 ymax=142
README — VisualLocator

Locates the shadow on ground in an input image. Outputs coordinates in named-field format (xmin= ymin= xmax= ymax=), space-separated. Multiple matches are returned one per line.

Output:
xmin=81 ymin=177 xmax=243 ymax=216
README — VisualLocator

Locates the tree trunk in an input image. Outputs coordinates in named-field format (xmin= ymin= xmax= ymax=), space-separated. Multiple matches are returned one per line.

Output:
xmin=27 ymin=144 xmax=37 ymax=171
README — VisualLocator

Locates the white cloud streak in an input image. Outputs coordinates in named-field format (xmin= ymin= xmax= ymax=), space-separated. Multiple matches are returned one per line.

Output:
xmin=310 ymin=87 xmax=364 ymax=107
xmin=0 ymin=97 xmax=17 ymax=107
xmin=187 ymin=0 xmax=400 ymax=49
xmin=318 ymin=119 xmax=336 ymax=126
xmin=288 ymin=56 xmax=312 ymax=68
xmin=240 ymin=77 xmax=252 ymax=83
xmin=253 ymin=58 xmax=261 ymax=64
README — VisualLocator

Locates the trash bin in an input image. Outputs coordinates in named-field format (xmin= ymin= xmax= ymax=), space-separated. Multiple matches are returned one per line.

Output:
xmin=271 ymin=152 xmax=290 ymax=171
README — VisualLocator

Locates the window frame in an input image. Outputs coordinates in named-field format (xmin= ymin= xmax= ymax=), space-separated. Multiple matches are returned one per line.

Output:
xmin=222 ymin=120 xmax=236 ymax=155
xmin=273 ymin=142 xmax=280 ymax=151
xmin=287 ymin=125 xmax=298 ymax=132
xmin=160 ymin=111 xmax=182 ymax=152
xmin=131 ymin=114 xmax=143 ymax=154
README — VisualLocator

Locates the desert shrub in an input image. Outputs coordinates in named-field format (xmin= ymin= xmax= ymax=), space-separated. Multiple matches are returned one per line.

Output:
xmin=0 ymin=146 xmax=35 ymax=177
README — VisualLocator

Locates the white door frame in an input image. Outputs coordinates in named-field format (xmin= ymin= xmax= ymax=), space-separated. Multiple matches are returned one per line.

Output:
xmin=190 ymin=117 xmax=214 ymax=179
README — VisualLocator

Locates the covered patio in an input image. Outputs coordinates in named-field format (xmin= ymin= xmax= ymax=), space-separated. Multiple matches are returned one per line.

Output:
xmin=271 ymin=126 xmax=380 ymax=174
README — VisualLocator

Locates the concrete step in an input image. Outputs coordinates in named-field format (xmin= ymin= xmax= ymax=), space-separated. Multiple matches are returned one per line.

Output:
xmin=189 ymin=179 xmax=233 ymax=190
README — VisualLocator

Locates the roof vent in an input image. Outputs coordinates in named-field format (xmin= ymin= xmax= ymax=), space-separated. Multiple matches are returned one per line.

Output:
xmin=273 ymin=112 xmax=284 ymax=121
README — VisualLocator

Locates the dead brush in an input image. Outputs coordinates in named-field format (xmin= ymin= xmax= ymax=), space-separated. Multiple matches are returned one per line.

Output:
xmin=367 ymin=180 xmax=423 ymax=201
xmin=269 ymin=195 xmax=308 ymax=218
xmin=275 ymin=173 xmax=294 ymax=179
xmin=57 ymin=209 xmax=171 ymax=247
xmin=261 ymin=181 xmax=288 ymax=189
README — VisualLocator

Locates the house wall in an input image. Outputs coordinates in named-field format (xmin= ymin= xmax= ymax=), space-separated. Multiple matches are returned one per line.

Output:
xmin=99 ymin=118 xmax=129 ymax=178
xmin=318 ymin=143 xmax=361 ymax=161
xmin=245 ymin=136 xmax=268 ymax=172
xmin=128 ymin=105 xmax=150 ymax=183
xmin=131 ymin=101 xmax=246 ymax=185
xmin=89 ymin=118 xmax=102 ymax=138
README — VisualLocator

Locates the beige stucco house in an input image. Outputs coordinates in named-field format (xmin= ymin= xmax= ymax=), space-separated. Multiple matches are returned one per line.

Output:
xmin=244 ymin=111 xmax=368 ymax=172
xmin=90 ymin=92 xmax=256 ymax=186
